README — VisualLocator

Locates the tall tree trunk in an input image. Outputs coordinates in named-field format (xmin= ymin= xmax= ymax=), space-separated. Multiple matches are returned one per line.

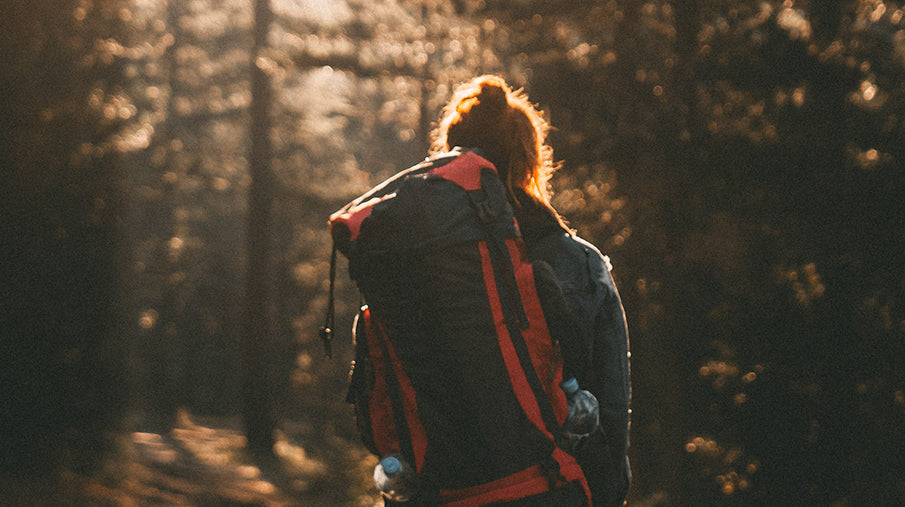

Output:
xmin=417 ymin=2 xmax=432 ymax=153
xmin=244 ymin=0 xmax=277 ymax=454
xmin=629 ymin=0 xmax=701 ymax=500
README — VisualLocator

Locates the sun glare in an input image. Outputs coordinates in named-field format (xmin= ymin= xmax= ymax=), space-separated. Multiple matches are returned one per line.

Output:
xmin=273 ymin=0 xmax=353 ymax=27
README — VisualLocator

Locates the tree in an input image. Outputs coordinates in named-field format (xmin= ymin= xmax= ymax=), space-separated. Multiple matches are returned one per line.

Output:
xmin=0 ymin=0 xmax=132 ymax=475
xmin=244 ymin=0 xmax=279 ymax=454
xmin=125 ymin=0 xmax=252 ymax=428
xmin=465 ymin=1 xmax=905 ymax=504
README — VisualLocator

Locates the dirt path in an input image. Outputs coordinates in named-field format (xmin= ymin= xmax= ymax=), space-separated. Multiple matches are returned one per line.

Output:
xmin=7 ymin=414 xmax=380 ymax=506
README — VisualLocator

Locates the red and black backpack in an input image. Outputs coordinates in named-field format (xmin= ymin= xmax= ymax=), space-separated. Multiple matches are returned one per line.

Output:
xmin=324 ymin=149 xmax=590 ymax=505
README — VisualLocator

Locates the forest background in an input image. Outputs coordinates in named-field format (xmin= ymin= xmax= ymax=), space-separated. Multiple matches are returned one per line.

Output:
xmin=2 ymin=0 xmax=904 ymax=505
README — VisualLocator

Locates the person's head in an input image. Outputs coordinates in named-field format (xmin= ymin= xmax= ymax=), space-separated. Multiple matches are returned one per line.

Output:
xmin=431 ymin=75 xmax=561 ymax=218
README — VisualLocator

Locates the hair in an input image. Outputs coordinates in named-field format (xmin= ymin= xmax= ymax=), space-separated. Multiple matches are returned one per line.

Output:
xmin=430 ymin=75 xmax=565 ymax=226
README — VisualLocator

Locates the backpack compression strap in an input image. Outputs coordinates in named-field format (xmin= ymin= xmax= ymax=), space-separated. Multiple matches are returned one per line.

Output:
xmin=318 ymin=241 xmax=337 ymax=358
xmin=361 ymin=309 xmax=429 ymax=473
xmin=437 ymin=238 xmax=588 ymax=505
xmin=464 ymin=167 xmax=591 ymax=504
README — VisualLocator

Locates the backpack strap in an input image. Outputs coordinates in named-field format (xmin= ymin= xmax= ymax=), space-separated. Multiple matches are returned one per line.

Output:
xmin=318 ymin=241 xmax=337 ymax=358
xmin=477 ymin=240 xmax=562 ymax=443
xmin=464 ymin=169 xmax=561 ymax=440
xmin=374 ymin=324 xmax=416 ymax=466
xmin=469 ymin=186 xmax=530 ymax=328
xmin=438 ymin=444 xmax=589 ymax=505
xmin=460 ymin=161 xmax=590 ymax=503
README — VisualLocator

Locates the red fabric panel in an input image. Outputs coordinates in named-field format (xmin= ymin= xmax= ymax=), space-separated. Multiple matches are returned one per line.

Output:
xmin=439 ymin=462 xmax=546 ymax=501
xmin=362 ymin=309 xmax=401 ymax=457
xmin=438 ymin=452 xmax=591 ymax=506
xmin=477 ymin=242 xmax=548 ymax=435
xmin=377 ymin=318 xmax=429 ymax=473
xmin=439 ymin=465 xmax=552 ymax=506
xmin=330 ymin=194 xmax=387 ymax=243
xmin=429 ymin=151 xmax=495 ymax=191
xmin=553 ymin=447 xmax=592 ymax=506
xmin=482 ymin=238 xmax=591 ymax=506
xmin=505 ymin=238 xmax=569 ymax=425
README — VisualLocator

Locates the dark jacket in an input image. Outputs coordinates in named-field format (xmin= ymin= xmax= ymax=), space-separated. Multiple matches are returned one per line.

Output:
xmin=513 ymin=193 xmax=632 ymax=507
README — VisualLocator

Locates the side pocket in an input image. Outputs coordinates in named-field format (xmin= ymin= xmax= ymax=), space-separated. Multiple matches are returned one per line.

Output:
xmin=347 ymin=307 xmax=379 ymax=455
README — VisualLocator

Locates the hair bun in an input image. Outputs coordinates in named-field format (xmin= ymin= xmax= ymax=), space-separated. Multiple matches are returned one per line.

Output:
xmin=478 ymin=80 xmax=509 ymax=113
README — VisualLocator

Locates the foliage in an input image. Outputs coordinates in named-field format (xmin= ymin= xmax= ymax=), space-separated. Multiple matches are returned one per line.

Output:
xmin=470 ymin=1 xmax=905 ymax=505
xmin=1 ymin=0 xmax=134 ymax=473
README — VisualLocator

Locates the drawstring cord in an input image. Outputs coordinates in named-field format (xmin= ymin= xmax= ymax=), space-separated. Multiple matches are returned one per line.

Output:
xmin=319 ymin=241 xmax=337 ymax=358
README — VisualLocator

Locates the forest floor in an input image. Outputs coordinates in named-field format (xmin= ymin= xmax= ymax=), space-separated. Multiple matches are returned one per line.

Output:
xmin=3 ymin=411 xmax=380 ymax=506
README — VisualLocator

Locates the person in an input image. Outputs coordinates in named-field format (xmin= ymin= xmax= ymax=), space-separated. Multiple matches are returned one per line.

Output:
xmin=430 ymin=74 xmax=632 ymax=507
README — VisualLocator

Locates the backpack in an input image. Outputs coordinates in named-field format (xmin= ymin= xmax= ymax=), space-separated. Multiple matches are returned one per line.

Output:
xmin=323 ymin=149 xmax=590 ymax=505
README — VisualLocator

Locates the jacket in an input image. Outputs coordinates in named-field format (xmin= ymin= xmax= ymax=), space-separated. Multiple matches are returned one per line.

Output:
xmin=513 ymin=192 xmax=632 ymax=507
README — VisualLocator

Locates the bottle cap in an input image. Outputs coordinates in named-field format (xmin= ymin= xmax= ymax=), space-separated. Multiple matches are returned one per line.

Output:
xmin=560 ymin=377 xmax=579 ymax=395
xmin=381 ymin=456 xmax=402 ymax=475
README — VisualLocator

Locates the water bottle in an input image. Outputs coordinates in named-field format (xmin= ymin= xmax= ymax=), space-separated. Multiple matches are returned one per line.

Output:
xmin=560 ymin=377 xmax=600 ymax=436
xmin=374 ymin=455 xmax=418 ymax=502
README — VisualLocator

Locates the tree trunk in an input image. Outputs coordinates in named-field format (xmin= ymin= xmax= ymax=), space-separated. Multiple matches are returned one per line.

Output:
xmin=244 ymin=0 xmax=277 ymax=454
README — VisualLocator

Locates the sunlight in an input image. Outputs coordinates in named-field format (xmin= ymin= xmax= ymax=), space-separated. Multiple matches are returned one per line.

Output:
xmin=274 ymin=435 xmax=328 ymax=476
xmin=776 ymin=262 xmax=825 ymax=306
xmin=237 ymin=465 xmax=261 ymax=479
xmin=249 ymin=481 xmax=277 ymax=494
xmin=861 ymin=80 xmax=878 ymax=101
xmin=180 ymin=1 xmax=251 ymax=39
xmin=138 ymin=309 xmax=158 ymax=329
xmin=686 ymin=435 xmax=757 ymax=496
xmin=273 ymin=0 xmax=353 ymax=27
xmin=777 ymin=2 xmax=812 ymax=40
xmin=792 ymin=87 xmax=805 ymax=107
xmin=168 ymin=236 xmax=184 ymax=252
xmin=872 ymin=2 xmax=887 ymax=22
xmin=847 ymin=146 xmax=892 ymax=171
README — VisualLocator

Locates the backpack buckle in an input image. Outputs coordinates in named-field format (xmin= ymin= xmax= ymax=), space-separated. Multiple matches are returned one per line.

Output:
xmin=475 ymin=201 xmax=493 ymax=223
xmin=468 ymin=190 xmax=495 ymax=224
xmin=540 ymin=454 xmax=562 ymax=489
